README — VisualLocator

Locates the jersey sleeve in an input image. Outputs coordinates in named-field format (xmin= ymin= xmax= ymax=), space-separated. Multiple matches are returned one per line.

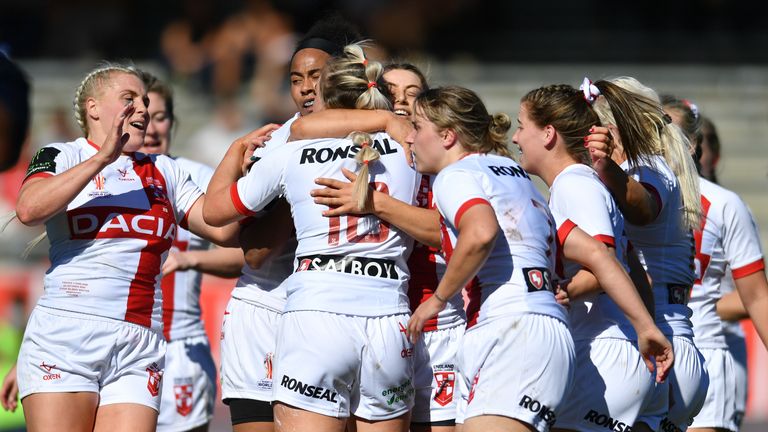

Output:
xmin=550 ymin=175 xmax=616 ymax=246
xmin=166 ymin=157 xmax=204 ymax=229
xmin=433 ymin=169 xmax=491 ymax=228
xmin=721 ymin=195 xmax=765 ymax=279
xmin=23 ymin=144 xmax=72 ymax=183
xmin=550 ymin=209 xmax=578 ymax=247
xmin=231 ymin=142 xmax=292 ymax=216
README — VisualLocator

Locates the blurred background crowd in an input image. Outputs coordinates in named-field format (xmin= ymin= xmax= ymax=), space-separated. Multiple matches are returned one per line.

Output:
xmin=1 ymin=0 xmax=767 ymax=430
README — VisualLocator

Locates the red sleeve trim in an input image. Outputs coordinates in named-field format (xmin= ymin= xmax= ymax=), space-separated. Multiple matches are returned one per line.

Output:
xmin=230 ymin=182 xmax=256 ymax=217
xmin=557 ymin=218 xmax=577 ymax=245
xmin=179 ymin=194 xmax=202 ymax=230
xmin=593 ymin=234 xmax=615 ymax=247
xmin=22 ymin=172 xmax=54 ymax=184
xmin=640 ymin=182 xmax=662 ymax=219
xmin=454 ymin=198 xmax=492 ymax=227
xmin=732 ymin=258 xmax=766 ymax=279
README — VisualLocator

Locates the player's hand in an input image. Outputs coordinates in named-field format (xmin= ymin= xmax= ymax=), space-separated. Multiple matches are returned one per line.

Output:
xmin=241 ymin=135 xmax=271 ymax=176
xmin=234 ymin=123 xmax=280 ymax=153
xmin=162 ymin=251 xmax=196 ymax=276
xmin=584 ymin=125 xmax=615 ymax=166
xmin=636 ymin=326 xmax=674 ymax=383
xmin=95 ymin=104 xmax=135 ymax=165
xmin=312 ymin=168 xmax=373 ymax=216
xmin=407 ymin=295 xmax=446 ymax=344
xmin=1 ymin=364 xmax=19 ymax=412
xmin=555 ymin=280 xmax=571 ymax=309
xmin=385 ymin=116 xmax=415 ymax=166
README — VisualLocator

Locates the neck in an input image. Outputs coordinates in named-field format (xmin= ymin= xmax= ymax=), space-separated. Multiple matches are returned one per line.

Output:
xmin=539 ymin=152 xmax=579 ymax=187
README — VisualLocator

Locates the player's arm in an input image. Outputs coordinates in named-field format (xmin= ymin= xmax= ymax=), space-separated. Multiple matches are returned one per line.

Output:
xmin=238 ymin=199 xmax=294 ymax=269
xmin=163 ymin=247 xmax=244 ymax=278
xmin=1 ymin=364 xmax=18 ymax=412
xmin=290 ymin=109 xmax=412 ymax=144
xmin=559 ymin=224 xmax=672 ymax=380
xmin=586 ymin=126 xmax=659 ymax=225
xmin=408 ymin=204 xmax=496 ymax=342
xmin=716 ymin=290 xmax=748 ymax=321
xmin=185 ymin=197 xmax=241 ymax=247
xmin=17 ymin=105 xmax=135 ymax=225
xmin=312 ymin=168 xmax=441 ymax=248
xmin=204 ymin=124 xmax=280 ymax=227
xmin=733 ymin=269 xmax=768 ymax=349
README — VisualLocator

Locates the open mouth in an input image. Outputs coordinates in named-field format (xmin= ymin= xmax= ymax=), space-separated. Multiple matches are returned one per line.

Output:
xmin=394 ymin=109 xmax=410 ymax=117
xmin=303 ymin=99 xmax=315 ymax=109
xmin=129 ymin=120 xmax=146 ymax=131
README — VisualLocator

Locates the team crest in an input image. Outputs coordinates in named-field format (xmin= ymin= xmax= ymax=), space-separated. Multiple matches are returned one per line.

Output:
xmin=264 ymin=353 xmax=274 ymax=380
xmin=146 ymin=363 xmax=163 ymax=397
xmin=528 ymin=269 xmax=543 ymax=289
xmin=433 ymin=371 xmax=455 ymax=406
xmin=174 ymin=384 xmax=193 ymax=416
xmin=297 ymin=259 xmax=311 ymax=272
xmin=88 ymin=173 xmax=111 ymax=197
xmin=523 ymin=267 xmax=552 ymax=293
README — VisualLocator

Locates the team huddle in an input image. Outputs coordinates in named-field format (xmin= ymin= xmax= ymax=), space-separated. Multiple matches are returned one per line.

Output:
xmin=0 ymin=15 xmax=767 ymax=432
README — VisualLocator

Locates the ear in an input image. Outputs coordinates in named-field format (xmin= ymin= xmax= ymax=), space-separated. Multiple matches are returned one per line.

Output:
xmin=441 ymin=129 xmax=457 ymax=150
xmin=86 ymin=97 xmax=99 ymax=122
xmin=543 ymin=124 xmax=557 ymax=148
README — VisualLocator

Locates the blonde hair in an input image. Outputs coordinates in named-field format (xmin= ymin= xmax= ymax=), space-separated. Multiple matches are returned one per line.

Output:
xmin=73 ymin=61 xmax=143 ymax=135
xmin=319 ymin=42 xmax=391 ymax=209
xmin=594 ymin=76 xmax=702 ymax=229
xmin=414 ymin=86 xmax=512 ymax=157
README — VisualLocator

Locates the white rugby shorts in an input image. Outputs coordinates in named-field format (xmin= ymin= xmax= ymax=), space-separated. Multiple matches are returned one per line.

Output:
xmin=457 ymin=313 xmax=575 ymax=432
xmin=220 ymin=297 xmax=281 ymax=402
xmin=555 ymin=337 xmax=655 ymax=431
xmin=411 ymin=323 xmax=464 ymax=424
xmin=661 ymin=336 xmax=709 ymax=432
xmin=689 ymin=347 xmax=739 ymax=431
xmin=17 ymin=306 xmax=165 ymax=411
xmin=273 ymin=311 xmax=414 ymax=420
xmin=157 ymin=335 xmax=216 ymax=432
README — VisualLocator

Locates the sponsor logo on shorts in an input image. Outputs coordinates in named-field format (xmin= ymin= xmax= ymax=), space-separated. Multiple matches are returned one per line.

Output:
xmin=400 ymin=348 xmax=414 ymax=358
xmin=174 ymin=382 xmax=193 ymax=417
xmin=381 ymin=379 xmax=414 ymax=406
xmin=659 ymin=417 xmax=684 ymax=432
xmin=146 ymin=362 xmax=163 ymax=397
xmin=518 ymin=395 xmax=556 ymax=427
xmin=295 ymin=254 xmax=398 ymax=280
xmin=523 ymin=267 xmax=553 ymax=293
xmin=264 ymin=353 xmax=274 ymax=380
xmin=40 ymin=361 xmax=61 ymax=380
xmin=584 ymin=410 xmax=633 ymax=431
xmin=280 ymin=375 xmax=338 ymax=402
xmin=433 ymin=371 xmax=455 ymax=407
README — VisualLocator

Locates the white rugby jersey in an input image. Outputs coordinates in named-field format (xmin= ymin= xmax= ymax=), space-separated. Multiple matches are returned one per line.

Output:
xmin=433 ymin=153 xmax=566 ymax=329
xmin=24 ymin=138 xmax=203 ymax=331
xmin=621 ymin=155 xmax=695 ymax=337
xmin=549 ymin=163 xmax=631 ymax=341
xmin=161 ymin=157 xmax=214 ymax=341
xmin=229 ymin=114 xmax=300 ymax=311
xmin=690 ymin=178 xmax=765 ymax=349
xmin=407 ymin=174 xmax=465 ymax=331
xmin=231 ymin=132 xmax=418 ymax=316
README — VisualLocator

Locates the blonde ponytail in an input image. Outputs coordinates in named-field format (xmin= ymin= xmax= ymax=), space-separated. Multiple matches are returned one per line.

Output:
xmin=660 ymin=122 xmax=703 ymax=229
xmin=349 ymin=132 xmax=381 ymax=210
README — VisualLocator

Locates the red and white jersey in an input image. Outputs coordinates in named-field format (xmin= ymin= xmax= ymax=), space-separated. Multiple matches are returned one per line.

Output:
xmin=549 ymin=163 xmax=631 ymax=341
xmin=24 ymin=138 xmax=203 ymax=332
xmin=433 ymin=153 xmax=566 ymax=329
xmin=621 ymin=155 xmax=695 ymax=337
xmin=690 ymin=178 xmax=765 ymax=349
xmin=231 ymin=115 xmax=299 ymax=311
xmin=161 ymin=157 xmax=214 ymax=341
xmin=407 ymin=174 xmax=465 ymax=332
xmin=231 ymin=132 xmax=418 ymax=316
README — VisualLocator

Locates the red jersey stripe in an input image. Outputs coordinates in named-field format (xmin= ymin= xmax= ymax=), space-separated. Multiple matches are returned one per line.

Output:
xmin=732 ymin=259 xmax=766 ymax=280
xmin=230 ymin=183 xmax=256 ymax=216
xmin=454 ymin=198 xmax=491 ymax=227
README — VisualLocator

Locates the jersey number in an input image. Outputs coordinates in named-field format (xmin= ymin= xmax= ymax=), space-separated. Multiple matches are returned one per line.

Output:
xmin=328 ymin=182 xmax=391 ymax=246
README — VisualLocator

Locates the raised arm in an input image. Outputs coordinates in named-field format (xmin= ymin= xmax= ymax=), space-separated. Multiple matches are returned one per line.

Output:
xmin=586 ymin=126 xmax=659 ymax=225
xmin=290 ymin=109 xmax=412 ymax=144
xmin=17 ymin=105 xmax=135 ymax=226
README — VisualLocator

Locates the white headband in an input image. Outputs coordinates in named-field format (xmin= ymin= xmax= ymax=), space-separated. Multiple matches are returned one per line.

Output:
xmin=580 ymin=77 xmax=601 ymax=104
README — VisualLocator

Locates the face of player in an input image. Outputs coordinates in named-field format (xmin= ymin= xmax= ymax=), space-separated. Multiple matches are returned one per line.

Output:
xmin=90 ymin=72 xmax=149 ymax=153
xmin=141 ymin=91 xmax=172 ymax=155
xmin=699 ymin=121 xmax=718 ymax=179
xmin=383 ymin=69 xmax=423 ymax=117
xmin=406 ymin=108 xmax=448 ymax=175
xmin=290 ymin=48 xmax=331 ymax=117
xmin=511 ymin=103 xmax=548 ymax=176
